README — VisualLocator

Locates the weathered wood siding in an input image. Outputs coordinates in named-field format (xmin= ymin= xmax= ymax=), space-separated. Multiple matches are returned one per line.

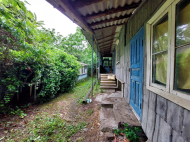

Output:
xmin=115 ymin=0 xmax=190 ymax=141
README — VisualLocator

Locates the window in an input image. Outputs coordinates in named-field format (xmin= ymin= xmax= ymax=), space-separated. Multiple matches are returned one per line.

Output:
xmin=146 ymin=0 xmax=190 ymax=104
xmin=104 ymin=61 xmax=108 ymax=67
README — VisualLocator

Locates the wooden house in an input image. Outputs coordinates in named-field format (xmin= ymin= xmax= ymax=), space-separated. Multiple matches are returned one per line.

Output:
xmin=78 ymin=62 xmax=88 ymax=81
xmin=47 ymin=0 xmax=190 ymax=141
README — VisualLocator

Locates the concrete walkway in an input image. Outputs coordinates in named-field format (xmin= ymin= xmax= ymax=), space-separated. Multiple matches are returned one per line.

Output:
xmin=95 ymin=90 xmax=141 ymax=132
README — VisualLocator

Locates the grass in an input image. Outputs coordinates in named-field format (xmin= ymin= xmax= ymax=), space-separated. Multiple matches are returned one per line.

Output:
xmin=2 ymin=77 xmax=100 ymax=142
xmin=86 ymin=109 xmax=94 ymax=116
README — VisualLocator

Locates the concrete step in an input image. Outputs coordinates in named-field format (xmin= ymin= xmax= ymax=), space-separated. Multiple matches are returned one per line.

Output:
xmin=101 ymin=83 xmax=116 ymax=86
xmin=101 ymin=79 xmax=115 ymax=81
xmin=100 ymin=107 xmax=118 ymax=132
xmin=101 ymin=81 xmax=115 ymax=83
xmin=113 ymin=101 xmax=141 ymax=127
xmin=100 ymin=84 xmax=116 ymax=86
xmin=100 ymin=86 xmax=117 ymax=89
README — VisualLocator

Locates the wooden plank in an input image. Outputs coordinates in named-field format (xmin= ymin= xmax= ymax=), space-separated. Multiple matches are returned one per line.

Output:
xmin=56 ymin=0 xmax=94 ymax=34
xmin=99 ymin=40 xmax=115 ymax=45
xmin=89 ymin=14 xmax=131 ymax=27
xmin=69 ymin=0 xmax=109 ymax=9
xmin=93 ymin=24 xmax=124 ymax=31
xmin=82 ymin=1 xmax=142 ymax=20
xmin=98 ymin=38 xmax=114 ymax=44
xmin=82 ymin=80 xmax=97 ymax=103
xmin=99 ymin=45 xmax=112 ymax=49
xmin=99 ymin=43 xmax=112 ymax=48
xmin=97 ymin=33 xmax=118 ymax=41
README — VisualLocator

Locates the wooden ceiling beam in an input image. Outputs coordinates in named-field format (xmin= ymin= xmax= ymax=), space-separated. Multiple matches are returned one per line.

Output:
xmin=99 ymin=42 xmax=113 ymax=46
xmin=100 ymin=48 xmax=111 ymax=51
xmin=94 ymin=24 xmax=124 ymax=31
xmin=98 ymin=38 xmax=114 ymax=44
xmin=69 ymin=0 xmax=109 ymax=9
xmin=89 ymin=14 xmax=131 ymax=27
xmin=97 ymin=33 xmax=119 ymax=40
xmin=99 ymin=44 xmax=112 ymax=48
xmin=82 ymin=1 xmax=141 ymax=20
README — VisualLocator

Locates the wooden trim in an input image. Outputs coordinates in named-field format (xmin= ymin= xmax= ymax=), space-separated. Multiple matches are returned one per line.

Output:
xmin=69 ymin=0 xmax=109 ymax=9
xmin=146 ymin=0 xmax=190 ymax=110
xmin=89 ymin=15 xmax=131 ymax=27
xmin=147 ymin=0 xmax=175 ymax=24
xmin=56 ymin=0 xmax=94 ymax=34
xmin=82 ymin=1 xmax=141 ymax=20
xmin=147 ymin=86 xmax=190 ymax=111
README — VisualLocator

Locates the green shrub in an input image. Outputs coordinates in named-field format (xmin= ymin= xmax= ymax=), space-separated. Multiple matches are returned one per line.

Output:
xmin=0 ymin=0 xmax=80 ymax=113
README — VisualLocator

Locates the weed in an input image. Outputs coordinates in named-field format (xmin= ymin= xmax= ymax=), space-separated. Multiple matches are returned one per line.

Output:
xmin=114 ymin=129 xmax=120 ymax=135
xmin=27 ymin=114 xmax=86 ymax=141
xmin=10 ymin=106 xmax=27 ymax=118
xmin=114 ymin=123 xmax=141 ymax=142
xmin=77 ymin=137 xmax=84 ymax=142
xmin=86 ymin=109 xmax=94 ymax=116
xmin=100 ymin=88 xmax=104 ymax=93
xmin=121 ymin=123 xmax=141 ymax=142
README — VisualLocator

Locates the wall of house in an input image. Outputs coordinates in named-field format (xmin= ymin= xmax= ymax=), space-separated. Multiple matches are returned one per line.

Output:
xmin=115 ymin=0 xmax=190 ymax=141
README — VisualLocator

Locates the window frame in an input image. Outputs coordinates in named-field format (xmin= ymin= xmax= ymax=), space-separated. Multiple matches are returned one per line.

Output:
xmin=149 ymin=7 xmax=172 ymax=92
xmin=146 ymin=0 xmax=190 ymax=110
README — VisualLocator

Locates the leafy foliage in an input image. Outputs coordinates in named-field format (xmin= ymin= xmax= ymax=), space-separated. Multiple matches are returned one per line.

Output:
xmin=114 ymin=123 xmax=142 ymax=142
xmin=0 ymin=0 xmax=81 ymax=113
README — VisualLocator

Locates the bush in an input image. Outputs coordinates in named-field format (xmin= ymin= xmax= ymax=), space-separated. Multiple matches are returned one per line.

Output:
xmin=0 ymin=0 xmax=80 ymax=113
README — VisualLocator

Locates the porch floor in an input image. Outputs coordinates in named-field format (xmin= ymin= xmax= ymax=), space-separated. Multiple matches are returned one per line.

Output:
xmin=95 ymin=90 xmax=141 ymax=133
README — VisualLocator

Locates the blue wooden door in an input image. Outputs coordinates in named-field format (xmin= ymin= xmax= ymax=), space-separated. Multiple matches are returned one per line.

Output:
xmin=130 ymin=27 xmax=144 ymax=119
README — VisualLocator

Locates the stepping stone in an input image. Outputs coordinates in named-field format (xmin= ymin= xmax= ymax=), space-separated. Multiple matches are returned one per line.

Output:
xmin=100 ymin=107 xmax=118 ymax=132
xmin=113 ymin=101 xmax=141 ymax=127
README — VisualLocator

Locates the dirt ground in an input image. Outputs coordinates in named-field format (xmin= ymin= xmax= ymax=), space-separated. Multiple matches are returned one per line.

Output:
xmin=0 ymin=91 xmax=105 ymax=142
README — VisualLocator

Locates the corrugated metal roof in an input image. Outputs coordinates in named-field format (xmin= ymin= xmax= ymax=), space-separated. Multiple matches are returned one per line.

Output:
xmin=77 ymin=0 xmax=140 ymax=16
xmin=46 ymin=0 xmax=142 ymax=56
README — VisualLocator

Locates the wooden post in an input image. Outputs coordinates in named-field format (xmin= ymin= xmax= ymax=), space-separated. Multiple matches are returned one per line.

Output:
xmin=96 ymin=44 xmax=98 ymax=86
xmin=34 ymin=82 xmax=36 ymax=101
xmin=99 ymin=51 xmax=101 ymax=78
xmin=92 ymin=35 xmax=94 ymax=96
xmin=17 ymin=86 xmax=19 ymax=100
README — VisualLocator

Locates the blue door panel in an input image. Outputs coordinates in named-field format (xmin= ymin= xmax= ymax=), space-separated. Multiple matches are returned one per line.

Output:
xmin=130 ymin=27 xmax=144 ymax=120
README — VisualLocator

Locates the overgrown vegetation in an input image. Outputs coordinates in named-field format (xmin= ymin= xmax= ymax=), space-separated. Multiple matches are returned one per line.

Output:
xmin=114 ymin=123 xmax=142 ymax=142
xmin=1 ymin=77 xmax=100 ymax=142
xmin=0 ymin=0 xmax=98 ymax=114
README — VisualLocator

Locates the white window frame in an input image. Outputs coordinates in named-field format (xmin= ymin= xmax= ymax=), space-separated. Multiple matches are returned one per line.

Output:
xmin=146 ymin=0 xmax=190 ymax=110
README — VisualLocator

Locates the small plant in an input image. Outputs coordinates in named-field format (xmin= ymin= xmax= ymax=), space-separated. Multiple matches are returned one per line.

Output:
xmin=121 ymin=123 xmax=141 ymax=142
xmin=114 ymin=123 xmax=141 ymax=142
xmin=100 ymin=88 xmax=104 ymax=93
xmin=10 ymin=106 xmax=27 ymax=118
xmin=114 ymin=129 xmax=120 ymax=135
xmin=86 ymin=109 xmax=93 ymax=116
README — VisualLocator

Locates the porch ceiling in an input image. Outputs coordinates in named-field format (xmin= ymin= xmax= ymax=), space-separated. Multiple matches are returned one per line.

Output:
xmin=46 ymin=0 xmax=142 ymax=56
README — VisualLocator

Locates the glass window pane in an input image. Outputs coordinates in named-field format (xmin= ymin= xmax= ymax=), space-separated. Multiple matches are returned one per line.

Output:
xmin=176 ymin=0 xmax=190 ymax=47
xmin=152 ymin=51 xmax=168 ymax=86
xmin=153 ymin=14 xmax=168 ymax=53
xmin=174 ymin=45 xmax=190 ymax=94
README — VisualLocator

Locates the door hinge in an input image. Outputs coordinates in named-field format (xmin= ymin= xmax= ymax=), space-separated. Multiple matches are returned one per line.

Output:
xmin=140 ymin=103 xmax=142 ymax=109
